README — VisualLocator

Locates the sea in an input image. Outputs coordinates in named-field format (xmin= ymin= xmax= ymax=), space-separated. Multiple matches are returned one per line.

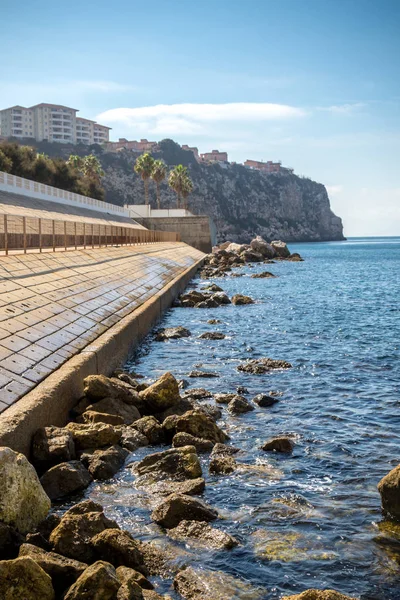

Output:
xmin=87 ymin=237 xmax=400 ymax=599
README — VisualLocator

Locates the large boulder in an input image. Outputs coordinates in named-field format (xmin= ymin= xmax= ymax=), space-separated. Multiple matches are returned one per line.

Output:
xmin=378 ymin=464 xmax=400 ymax=520
xmin=0 ymin=556 xmax=55 ymax=600
xmin=174 ymin=566 xmax=265 ymax=600
xmin=86 ymin=397 xmax=141 ymax=425
xmin=64 ymin=561 xmax=120 ymax=600
xmin=139 ymin=372 xmax=181 ymax=412
xmin=227 ymin=396 xmax=254 ymax=415
xmin=0 ymin=447 xmax=51 ymax=534
xmin=209 ymin=455 xmax=236 ymax=475
xmin=134 ymin=446 xmax=202 ymax=482
xmin=250 ymin=236 xmax=276 ymax=258
xmin=143 ymin=478 xmax=205 ymax=497
xmin=81 ymin=446 xmax=128 ymax=480
xmin=49 ymin=500 xmax=119 ymax=563
xmin=19 ymin=543 xmax=87 ymax=591
xmin=116 ymin=565 xmax=154 ymax=590
xmin=225 ymin=242 xmax=247 ymax=253
xmin=237 ymin=357 xmax=292 ymax=374
xmin=151 ymin=493 xmax=218 ymax=529
xmin=92 ymin=529 xmax=145 ymax=571
xmin=261 ymin=437 xmax=294 ymax=453
xmin=231 ymin=294 xmax=254 ymax=306
xmin=240 ymin=249 xmax=263 ymax=263
xmin=168 ymin=520 xmax=238 ymax=550
xmin=155 ymin=327 xmax=191 ymax=341
xmin=210 ymin=292 xmax=231 ymax=305
xmin=84 ymin=374 xmax=140 ymax=405
xmin=253 ymin=394 xmax=279 ymax=407
xmin=117 ymin=427 xmax=149 ymax=452
xmin=175 ymin=410 xmax=228 ymax=444
xmin=32 ymin=426 xmax=76 ymax=473
xmin=282 ymin=591 xmax=357 ymax=600
xmin=271 ymin=240 xmax=291 ymax=258
xmin=40 ymin=461 xmax=93 ymax=500
xmin=131 ymin=416 xmax=165 ymax=445
xmin=65 ymin=422 xmax=121 ymax=451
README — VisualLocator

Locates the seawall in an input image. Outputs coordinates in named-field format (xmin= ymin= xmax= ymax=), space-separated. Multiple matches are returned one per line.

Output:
xmin=0 ymin=242 xmax=204 ymax=455
xmin=135 ymin=216 xmax=217 ymax=253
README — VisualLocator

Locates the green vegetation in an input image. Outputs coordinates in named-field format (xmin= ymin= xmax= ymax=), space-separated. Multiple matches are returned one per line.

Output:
xmin=0 ymin=142 xmax=105 ymax=200
xmin=168 ymin=164 xmax=193 ymax=209
xmin=134 ymin=152 xmax=155 ymax=205
xmin=151 ymin=159 xmax=167 ymax=209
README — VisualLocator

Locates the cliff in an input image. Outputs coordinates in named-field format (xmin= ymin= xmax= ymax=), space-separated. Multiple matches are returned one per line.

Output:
xmin=20 ymin=138 xmax=345 ymax=243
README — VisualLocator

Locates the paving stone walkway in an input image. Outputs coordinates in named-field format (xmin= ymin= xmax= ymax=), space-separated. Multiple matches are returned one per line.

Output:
xmin=0 ymin=242 xmax=203 ymax=412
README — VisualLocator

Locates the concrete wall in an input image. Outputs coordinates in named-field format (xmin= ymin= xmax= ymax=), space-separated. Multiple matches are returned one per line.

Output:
xmin=136 ymin=216 xmax=216 ymax=253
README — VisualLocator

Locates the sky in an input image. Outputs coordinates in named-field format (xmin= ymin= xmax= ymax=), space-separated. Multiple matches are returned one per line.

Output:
xmin=1 ymin=0 xmax=399 ymax=237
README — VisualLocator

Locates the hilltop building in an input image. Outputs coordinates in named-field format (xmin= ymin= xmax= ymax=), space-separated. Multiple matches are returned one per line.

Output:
xmin=104 ymin=138 xmax=158 ymax=153
xmin=182 ymin=145 xmax=200 ymax=161
xmin=244 ymin=159 xmax=294 ymax=174
xmin=200 ymin=149 xmax=228 ymax=163
xmin=0 ymin=103 xmax=111 ymax=145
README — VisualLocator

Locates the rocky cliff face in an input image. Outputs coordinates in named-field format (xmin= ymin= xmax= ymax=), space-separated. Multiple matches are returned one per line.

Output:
xmin=100 ymin=140 xmax=344 ymax=243
xmin=29 ymin=138 xmax=345 ymax=243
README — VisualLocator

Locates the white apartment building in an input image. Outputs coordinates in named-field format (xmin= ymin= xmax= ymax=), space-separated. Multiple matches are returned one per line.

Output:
xmin=0 ymin=103 xmax=111 ymax=145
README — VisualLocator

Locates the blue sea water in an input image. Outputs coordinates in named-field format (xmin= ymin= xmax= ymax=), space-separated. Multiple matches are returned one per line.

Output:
xmin=90 ymin=237 xmax=400 ymax=599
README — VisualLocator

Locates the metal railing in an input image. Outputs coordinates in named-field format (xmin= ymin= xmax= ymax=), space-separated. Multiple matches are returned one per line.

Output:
xmin=0 ymin=213 xmax=180 ymax=255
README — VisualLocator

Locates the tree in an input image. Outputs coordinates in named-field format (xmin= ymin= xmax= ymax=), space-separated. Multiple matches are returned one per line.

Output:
xmin=134 ymin=153 xmax=155 ymax=205
xmin=0 ymin=149 xmax=13 ymax=173
xmin=81 ymin=154 xmax=104 ymax=182
xmin=151 ymin=159 xmax=167 ymax=209
xmin=181 ymin=175 xmax=194 ymax=210
xmin=168 ymin=164 xmax=191 ymax=208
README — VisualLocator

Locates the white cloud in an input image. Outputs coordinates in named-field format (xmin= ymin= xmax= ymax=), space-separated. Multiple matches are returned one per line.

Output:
xmin=96 ymin=102 xmax=306 ymax=136
xmin=318 ymin=103 xmax=366 ymax=115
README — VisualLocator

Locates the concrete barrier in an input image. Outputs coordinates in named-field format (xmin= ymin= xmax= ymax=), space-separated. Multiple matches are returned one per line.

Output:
xmin=0 ymin=254 xmax=204 ymax=456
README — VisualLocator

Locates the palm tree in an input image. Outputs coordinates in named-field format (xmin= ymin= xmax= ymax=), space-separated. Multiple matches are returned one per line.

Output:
xmin=134 ymin=153 xmax=155 ymax=205
xmin=151 ymin=159 xmax=167 ymax=209
xmin=168 ymin=164 xmax=190 ymax=208
xmin=181 ymin=175 xmax=193 ymax=210
xmin=81 ymin=154 xmax=104 ymax=182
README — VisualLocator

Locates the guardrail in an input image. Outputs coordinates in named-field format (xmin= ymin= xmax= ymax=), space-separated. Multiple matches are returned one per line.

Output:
xmin=0 ymin=213 xmax=180 ymax=255
xmin=0 ymin=171 xmax=130 ymax=217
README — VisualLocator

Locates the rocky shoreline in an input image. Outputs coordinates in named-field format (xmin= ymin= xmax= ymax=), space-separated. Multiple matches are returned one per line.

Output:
xmin=0 ymin=237 xmax=398 ymax=600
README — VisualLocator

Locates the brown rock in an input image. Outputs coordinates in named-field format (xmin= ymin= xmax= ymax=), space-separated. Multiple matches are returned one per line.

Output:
xmin=0 ymin=522 xmax=24 ymax=559
xmin=144 ymin=478 xmax=206 ymax=497
xmin=199 ymin=332 xmax=226 ymax=340
xmin=175 ymin=410 xmax=228 ymax=443
xmin=81 ymin=445 xmax=128 ymax=480
xmin=271 ymin=240 xmax=291 ymax=258
xmin=92 ymin=529 xmax=144 ymax=571
xmin=32 ymin=426 xmax=76 ymax=473
xmin=155 ymin=327 xmax=191 ymax=341
xmin=81 ymin=411 xmax=125 ymax=426
xmin=40 ymin=461 xmax=93 ymax=500
xmin=84 ymin=374 xmax=140 ymax=405
xmin=251 ymin=271 xmax=277 ymax=278
xmin=118 ymin=427 xmax=149 ymax=451
xmin=209 ymin=455 xmax=236 ymax=475
xmin=168 ymin=520 xmax=238 ymax=550
xmin=237 ymin=357 xmax=292 ymax=374
xmin=116 ymin=565 xmax=154 ymax=590
xmin=139 ymin=372 xmax=181 ymax=412
xmin=18 ymin=543 xmax=87 ymax=591
xmin=282 ymin=591 xmax=357 ymax=600
xmin=0 ymin=556 xmax=55 ymax=600
xmin=227 ymin=396 xmax=254 ymax=414
xmin=378 ymin=464 xmax=400 ymax=519
xmin=174 ymin=566 xmax=265 ymax=600
xmin=261 ymin=437 xmax=294 ymax=453
xmin=86 ymin=397 xmax=141 ymax=425
xmin=132 ymin=416 xmax=165 ymax=445
xmin=134 ymin=446 xmax=202 ymax=482
xmin=172 ymin=432 xmax=214 ymax=453
xmin=66 ymin=422 xmax=121 ymax=451
xmin=231 ymin=294 xmax=254 ymax=305
xmin=151 ymin=493 xmax=218 ymax=528
xmin=64 ymin=561 xmax=120 ymax=600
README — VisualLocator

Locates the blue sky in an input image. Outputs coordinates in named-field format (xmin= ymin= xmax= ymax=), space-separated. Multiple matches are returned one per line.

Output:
xmin=2 ymin=0 xmax=399 ymax=236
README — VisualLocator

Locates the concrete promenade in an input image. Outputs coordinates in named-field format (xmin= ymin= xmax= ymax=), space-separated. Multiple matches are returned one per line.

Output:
xmin=0 ymin=242 xmax=203 ymax=413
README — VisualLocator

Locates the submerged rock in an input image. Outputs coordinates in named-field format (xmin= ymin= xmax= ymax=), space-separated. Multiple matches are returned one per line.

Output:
xmin=0 ymin=556 xmax=55 ymax=600
xmin=139 ymin=372 xmax=181 ymax=412
xmin=261 ymin=437 xmax=294 ymax=453
xmin=199 ymin=331 xmax=226 ymax=340
xmin=155 ymin=327 xmax=191 ymax=341
xmin=151 ymin=493 xmax=218 ymax=529
xmin=49 ymin=500 xmax=118 ymax=563
xmin=40 ymin=461 xmax=93 ymax=500
xmin=378 ymin=464 xmax=400 ymax=520
xmin=144 ymin=478 xmax=206 ymax=497
xmin=63 ymin=561 xmax=120 ymax=600
xmin=231 ymin=294 xmax=254 ymax=305
xmin=208 ymin=319 xmax=222 ymax=325
xmin=282 ymin=591 xmax=357 ymax=600
xmin=253 ymin=394 xmax=279 ymax=407
xmin=251 ymin=271 xmax=277 ymax=279
xmin=32 ymin=426 xmax=76 ymax=473
xmin=0 ymin=447 xmax=51 ymax=534
xmin=81 ymin=445 xmax=128 ymax=480
xmin=209 ymin=455 xmax=237 ymax=475
xmin=237 ymin=357 xmax=292 ymax=374
xmin=134 ymin=446 xmax=202 ymax=482
xmin=174 ymin=566 xmax=265 ymax=600
xmin=168 ymin=520 xmax=238 ymax=550
xmin=188 ymin=370 xmax=220 ymax=378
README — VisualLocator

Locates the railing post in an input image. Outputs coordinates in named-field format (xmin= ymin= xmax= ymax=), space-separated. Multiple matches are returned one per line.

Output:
xmin=74 ymin=222 xmax=77 ymax=250
xmin=52 ymin=220 xmax=55 ymax=252
xmin=99 ymin=226 xmax=101 ymax=248
xmin=23 ymin=217 xmax=27 ymax=254
xmin=38 ymin=218 xmax=42 ymax=252
xmin=111 ymin=226 xmax=114 ymax=246
xmin=64 ymin=221 xmax=67 ymax=251
xmin=92 ymin=224 xmax=94 ymax=249
xmin=105 ymin=226 xmax=108 ymax=247
xmin=83 ymin=223 xmax=86 ymax=249
xmin=4 ymin=215 xmax=8 ymax=256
